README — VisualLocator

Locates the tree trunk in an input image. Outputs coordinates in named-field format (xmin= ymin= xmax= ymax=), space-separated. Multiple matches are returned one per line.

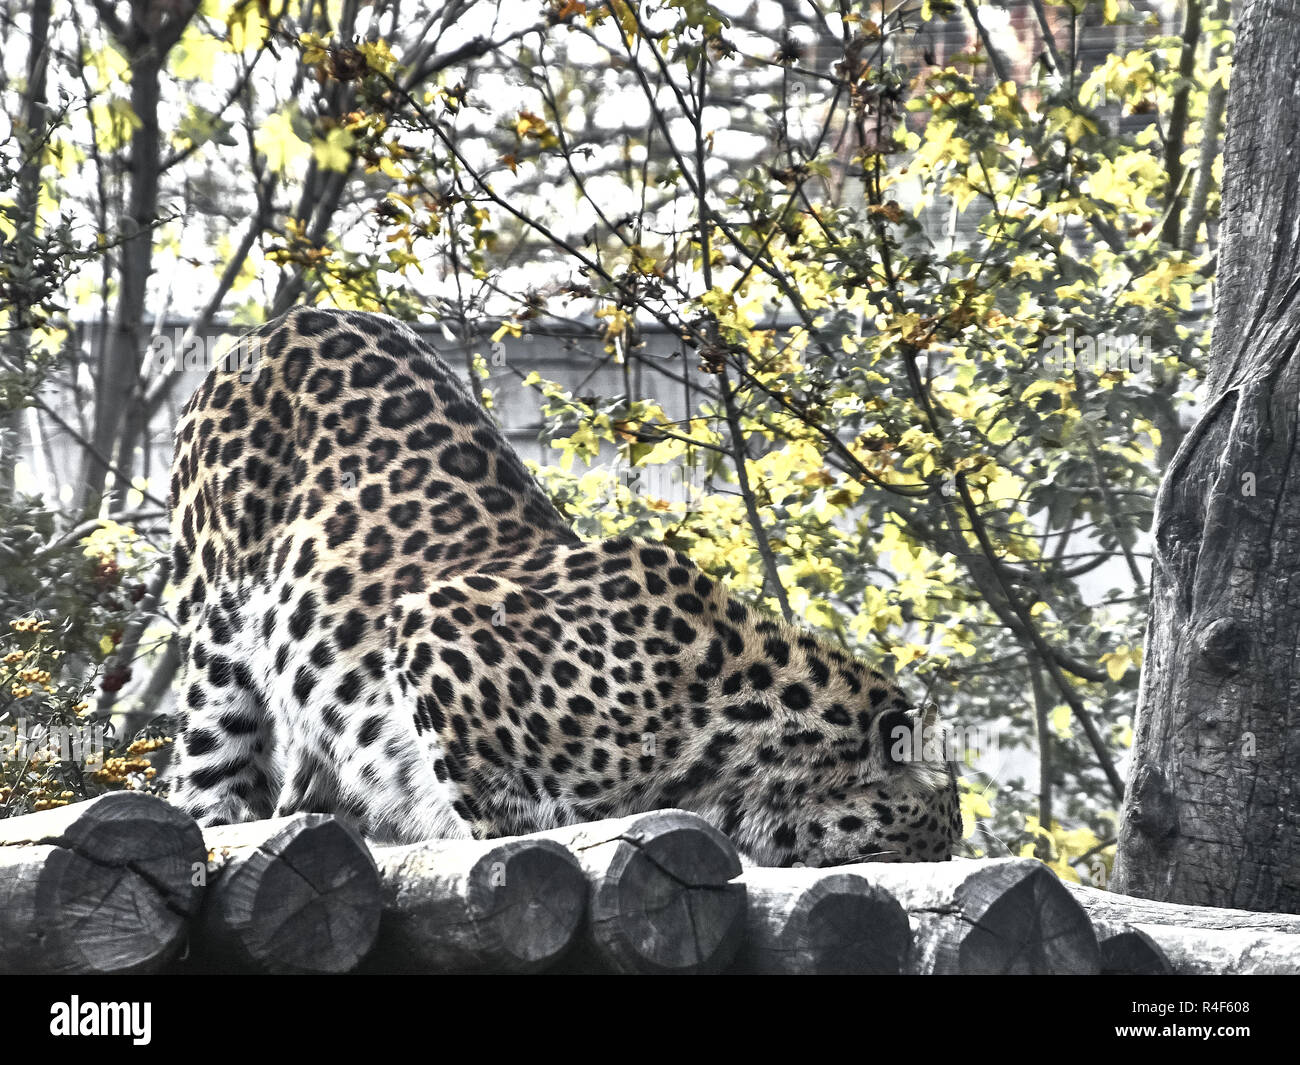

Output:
xmin=0 ymin=0 xmax=52 ymax=504
xmin=79 ymin=1 xmax=199 ymax=514
xmin=80 ymin=56 xmax=161 ymax=513
xmin=1111 ymin=0 xmax=1300 ymax=913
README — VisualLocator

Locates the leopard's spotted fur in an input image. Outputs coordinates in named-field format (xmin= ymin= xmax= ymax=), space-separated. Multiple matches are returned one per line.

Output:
xmin=167 ymin=307 xmax=960 ymax=865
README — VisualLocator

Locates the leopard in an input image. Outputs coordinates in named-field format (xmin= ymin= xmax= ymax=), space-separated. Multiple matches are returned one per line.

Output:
xmin=166 ymin=306 xmax=961 ymax=866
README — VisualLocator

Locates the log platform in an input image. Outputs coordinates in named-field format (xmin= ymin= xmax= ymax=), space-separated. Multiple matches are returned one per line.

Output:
xmin=1 ymin=798 xmax=1297 ymax=975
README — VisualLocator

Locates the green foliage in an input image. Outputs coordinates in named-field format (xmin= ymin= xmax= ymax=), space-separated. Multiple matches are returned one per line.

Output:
xmin=0 ymin=116 xmax=99 ymax=412
xmin=0 ymin=506 xmax=170 ymax=818
xmin=0 ymin=81 xmax=169 ymax=818
xmin=362 ymin=0 xmax=1222 ymax=873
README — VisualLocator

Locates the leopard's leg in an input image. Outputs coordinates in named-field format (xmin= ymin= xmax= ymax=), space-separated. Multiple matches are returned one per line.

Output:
xmin=168 ymin=596 xmax=275 ymax=827
xmin=266 ymin=661 xmax=475 ymax=843
xmin=328 ymin=663 xmax=476 ymax=844
xmin=262 ymin=584 xmax=473 ymax=844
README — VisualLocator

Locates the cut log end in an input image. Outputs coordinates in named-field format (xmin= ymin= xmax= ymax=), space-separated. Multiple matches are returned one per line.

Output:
xmin=798 ymin=888 xmax=909 ymax=974
xmin=461 ymin=838 xmax=588 ymax=970
xmin=544 ymin=809 xmax=747 ymax=974
xmin=739 ymin=869 xmax=912 ymax=974
xmin=1098 ymin=927 xmax=1175 ymax=975
xmin=367 ymin=835 xmax=587 ymax=973
xmin=599 ymin=811 xmax=745 ymax=974
xmin=0 ymin=792 xmax=205 ymax=975
xmin=198 ymin=814 xmax=381 ymax=974
xmin=859 ymin=858 xmax=1100 ymax=975
xmin=955 ymin=862 xmax=1100 ymax=975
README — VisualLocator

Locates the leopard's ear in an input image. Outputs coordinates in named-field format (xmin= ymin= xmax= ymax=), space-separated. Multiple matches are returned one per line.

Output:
xmin=875 ymin=700 xmax=952 ymax=782
xmin=912 ymin=702 xmax=959 ymax=788
xmin=876 ymin=703 xmax=924 ymax=766
xmin=921 ymin=699 xmax=941 ymax=736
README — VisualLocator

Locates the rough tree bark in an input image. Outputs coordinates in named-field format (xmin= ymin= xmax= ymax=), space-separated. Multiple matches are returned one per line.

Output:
xmin=1111 ymin=0 xmax=1300 ymax=912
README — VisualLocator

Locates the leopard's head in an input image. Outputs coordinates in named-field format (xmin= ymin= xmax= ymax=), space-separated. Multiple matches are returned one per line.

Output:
xmin=727 ymin=700 xmax=963 ymax=867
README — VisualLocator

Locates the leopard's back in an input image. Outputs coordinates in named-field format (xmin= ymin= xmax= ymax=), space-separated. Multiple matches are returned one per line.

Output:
xmin=167 ymin=307 xmax=577 ymax=838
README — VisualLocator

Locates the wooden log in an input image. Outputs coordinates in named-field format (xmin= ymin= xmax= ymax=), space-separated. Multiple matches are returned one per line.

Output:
xmin=190 ymin=814 xmax=381 ymax=974
xmin=1067 ymin=882 xmax=1300 ymax=934
xmin=1099 ymin=921 xmax=1300 ymax=975
xmin=851 ymin=857 xmax=1100 ymax=974
xmin=0 ymin=792 xmax=204 ymax=974
xmin=537 ymin=809 xmax=746 ymax=974
xmin=1093 ymin=921 xmax=1175 ymax=975
xmin=363 ymin=835 xmax=587 ymax=973
xmin=734 ymin=866 xmax=912 ymax=974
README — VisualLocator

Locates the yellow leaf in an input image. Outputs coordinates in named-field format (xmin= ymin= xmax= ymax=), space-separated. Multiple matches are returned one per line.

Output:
xmin=256 ymin=109 xmax=310 ymax=173
xmin=960 ymin=785 xmax=991 ymax=840
xmin=84 ymin=43 xmax=130 ymax=91
xmin=299 ymin=31 xmax=328 ymax=67
xmin=891 ymin=642 xmax=927 ymax=668
xmin=90 ymin=97 xmax=142 ymax=152
xmin=638 ymin=437 xmax=687 ymax=465
xmin=514 ymin=111 xmax=558 ymax=148
xmin=1099 ymin=649 xmax=1132 ymax=681
xmin=1050 ymin=704 xmax=1072 ymax=737
xmin=377 ymin=156 xmax=405 ymax=180
xmin=172 ymin=28 xmax=223 ymax=80
xmin=312 ymin=127 xmax=355 ymax=172
xmin=359 ymin=39 xmax=397 ymax=76
xmin=228 ymin=1 xmax=270 ymax=51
